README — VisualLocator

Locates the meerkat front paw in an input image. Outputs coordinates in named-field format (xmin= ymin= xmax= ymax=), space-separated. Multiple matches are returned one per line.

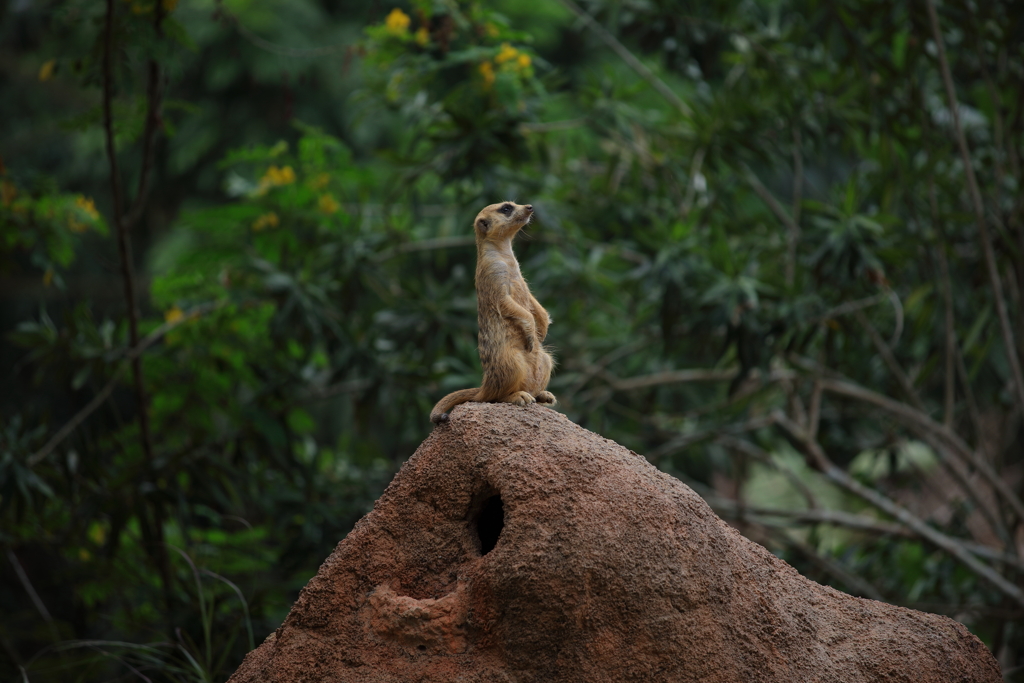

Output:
xmin=503 ymin=391 xmax=536 ymax=406
xmin=535 ymin=391 xmax=556 ymax=405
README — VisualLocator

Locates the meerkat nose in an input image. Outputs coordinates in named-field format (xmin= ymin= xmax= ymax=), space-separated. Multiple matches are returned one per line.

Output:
xmin=525 ymin=205 xmax=533 ymax=212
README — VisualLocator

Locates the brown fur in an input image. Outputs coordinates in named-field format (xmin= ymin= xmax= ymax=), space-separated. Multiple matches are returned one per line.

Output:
xmin=430 ymin=201 xmax=556 ymax=423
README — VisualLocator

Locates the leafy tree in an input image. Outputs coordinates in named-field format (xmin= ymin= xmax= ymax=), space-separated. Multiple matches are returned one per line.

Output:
xmin=1 ymin=0 xmax=1023 ymax=679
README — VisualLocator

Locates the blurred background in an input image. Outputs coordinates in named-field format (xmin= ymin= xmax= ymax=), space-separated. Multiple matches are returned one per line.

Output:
xmin=2 ymin=0 xmax=1023 ymax=679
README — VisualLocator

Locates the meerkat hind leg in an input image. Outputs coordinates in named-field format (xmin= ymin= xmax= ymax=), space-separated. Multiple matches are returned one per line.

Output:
xmin=535 ymin=391 xmax=556 ymax=405
xmin=498 ymin=391 xmax=536 ymax=406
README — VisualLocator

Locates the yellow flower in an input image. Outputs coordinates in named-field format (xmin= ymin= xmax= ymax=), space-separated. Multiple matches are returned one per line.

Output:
xmin=415 ymin=26 xmax=429 ymax=46
xmin=39 ymin=60 xmax=56 ymax=82
xmin=484 ymin=23 xmax=499 ymax=38
xmin=517 ymin=53 xmax=531 ymax=69
xmin=257 ymin=165 xmax=296 ymax=194
xmin=479 ymin=61 xmax=495 ymax=89
xmin=263 ymin=165 xmax=296 ymax=186
xmin=385 ymin=8 xmax=410 ymax=35
xmin=252 ymin=212 xmax=280 ymax=231
xmin=75 ymin=195 xmax=100 ymax=220
xmin=164 ymin=306 xmax=185 ymax=324
xmin=318 ymin=194 xmax=340 ymax=215
xmin=68 ymin=195 xmax=99 ymax=232
xmin=495 ymin=43 xmax=518 ymax=64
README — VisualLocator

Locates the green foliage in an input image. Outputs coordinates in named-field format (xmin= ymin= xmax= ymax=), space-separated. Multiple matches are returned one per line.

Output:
xmin=361 ymin=1 xmax=547 ymax=183
xmin=2 ymin=0 xmax=1024 ymax=678
xmin=1 ymin=179 xmax=107 ymax=290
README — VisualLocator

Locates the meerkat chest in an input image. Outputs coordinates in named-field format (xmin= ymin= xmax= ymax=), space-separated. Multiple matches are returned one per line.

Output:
xmin=503 ymin=267 xmax=534 ymax=307
xmin=478 ymin=254 xmax=526 ymax=294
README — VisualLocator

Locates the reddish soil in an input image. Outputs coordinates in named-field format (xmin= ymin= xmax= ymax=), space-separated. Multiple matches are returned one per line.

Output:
xmin=228 ymin=402 xmax=1002 ymax=682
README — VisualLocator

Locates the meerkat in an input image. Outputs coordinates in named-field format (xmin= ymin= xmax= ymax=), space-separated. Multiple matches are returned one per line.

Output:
xmin=430 ymin=201 xmax=556 ymax=423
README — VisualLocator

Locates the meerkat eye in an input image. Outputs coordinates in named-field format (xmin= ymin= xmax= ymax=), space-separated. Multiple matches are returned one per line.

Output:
xmin=500 ymin=204 xmax=513 ymax=215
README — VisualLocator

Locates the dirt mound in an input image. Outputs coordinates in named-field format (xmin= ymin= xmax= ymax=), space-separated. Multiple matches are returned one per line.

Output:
xmin=228 ymin=403 xmax=1001 ymax=682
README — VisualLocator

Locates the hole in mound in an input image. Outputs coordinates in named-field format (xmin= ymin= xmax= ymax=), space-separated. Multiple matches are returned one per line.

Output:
xmin=476 ymin=494 xmax=505 ymax=555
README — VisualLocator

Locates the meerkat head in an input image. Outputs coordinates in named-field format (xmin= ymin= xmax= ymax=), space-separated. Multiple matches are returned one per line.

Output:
xmin=473 ymin=201 xmax=534 ymax=242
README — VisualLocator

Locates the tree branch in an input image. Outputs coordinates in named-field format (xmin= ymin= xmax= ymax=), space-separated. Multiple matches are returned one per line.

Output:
xmin=606 ymin=356 xmax=1023 ymax=527
xmin=648 ymin=413 xmax=777 ymax=462
xmin=788 ymin=125 xmax=803 ymax=289
xmin=807 ymin=376 xmax=823 ymax=443
xmin=102 ymin=0 xmax=175 ymax=607
xmin=103 ymin=0 xmax=155 ymax=471
xmin=561 ymin=339 xmax=649 ymax=405
xmin=372 ymin=235 xmax=476 ymax=263
xmin=716 ymin=434 xmax=819 ymax=509
xmin=28 ymin=301 xmax=226 ymax=467
xmin=853 ymin=309 xmax=925 ymax=411
xmin=794 ymin=348 xmax=1003 ymax=540
xmin=298 ymin=377 xmax=374 ymax=402
xmin=929 ymin=178 xmax=957 ymax=429
xmin=519 ymin=118 xmax=588 ymax=134
xmin=705 ymin=495 xmax=1024 ymax=571
xmin=554 ymin=0 xmax=691 ymax=117
xmin=772 ymin=530 xmax=886 ymax=601
xmin=610 ymin=362 xmax=790 ymax=391
xmin=6 ymin=550 xmax=61 ymax=644
xmin=600 ymin=367 xmax=751 ymax=392
xmin=925 ymin=0 xmax=1024 ymax=415
xmin=813 ymin=292 xmax=888 ymax=326
xmin=953 ymin=335 xmax=982 ymax=438
xmin=124 ymin=2 xmax=166 ymax=230
xmin=773 ymin=410 xmax=1024 ymax=609
xmin=742 ymin=163 xmax=801 ymax=251
xmin=215 ymin=0 xmax=350 ymax=58
xmin=813 ymin=374 xmax=1024 ymax=523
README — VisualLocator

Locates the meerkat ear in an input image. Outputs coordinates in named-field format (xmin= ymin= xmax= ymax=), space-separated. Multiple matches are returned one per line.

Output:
xmin=476 ymin=217 xmax=490 ymax=232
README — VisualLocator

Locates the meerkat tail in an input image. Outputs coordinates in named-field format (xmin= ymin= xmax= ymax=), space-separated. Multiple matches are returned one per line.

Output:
xmin=430 ymin=387 xmax=481 ymax=424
